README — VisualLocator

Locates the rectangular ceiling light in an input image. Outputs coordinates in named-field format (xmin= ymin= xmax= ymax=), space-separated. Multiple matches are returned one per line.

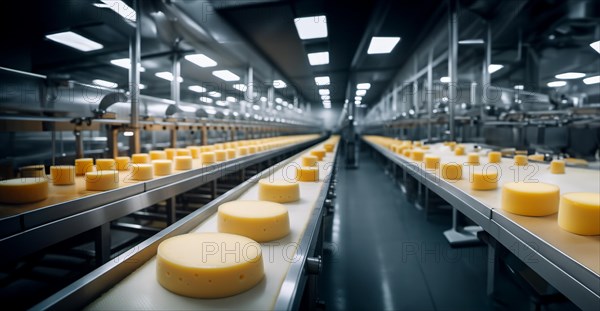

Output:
xmin=294 ymin=15 xmax=328 ymax=40
xmin=547 ymin=81 xmax=567 ymax=88
xmin=185 ymin=54 xmax=217 ymax=68
xmin=155 ymin=72 xmax=183 ymax=82
xmin=354 ymin=100 xmax=361 ymax=105
xmin=216 ymin=100 xmax=228 ymax=107
xmin=489 ymin=64 xmax=504 ymax=74
xmin=98 ymin=0 xmax=136 ymax=22
xmin=273 ymin=80 xmax=287 ymax=88
xmin=226 ymin=96 xmax=237 ymax=102
xmin=321 ymin=95 xmax=330 ymax=100
xmin=555 ymin=72 xmax=585 ymax=79
xmin=315 ymin=76 xmax=330 ymax=85
xmin=440 ymin=76 xmax=450 ymax=83
xmin=356 ymin=90 xmax=366 ymax=96
xmin=458 ymin=39 xmax=484 ymax=45
xmin=199 ymin=97 xmax=213 ymax=103
xmin=308 ymin=51 xmax=329 ymax=65
xmin=139 ymin=84 xmax=146 ymax=90
xmin=233 ymin=84 xmax=247 ymax=92
xmin=188 ymin=85 xmax=206 ymax=93
xmin=212 ymin=70 xmax=240 ymax=81
xmin=110 ymin=58 xmax=145 ymax=71
xmin=208 ymin=91 xmax=221 ymax=98
xmin=93 ymin=79 xmax=118 ymax=88
xmin=46 ymin=31 xmax=103 ymax=52
xmin=583 ymin=75 xmax=600 ymax=85
xmin=590 ymin=40 xmax=600 ymax=54
xmin=367 ymin=37 xmax=400 ymax=54
xmin=356 ymin=83 xmax=371 ymax=90
xmin=319 ymin=89 xmax=330 ymax=95
xmin=355 ymin=96 xmax=362 ymax=101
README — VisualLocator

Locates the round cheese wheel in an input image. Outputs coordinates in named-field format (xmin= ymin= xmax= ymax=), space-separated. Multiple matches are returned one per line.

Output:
xmin=550 ymin=160 xmax=565 ymax=174
xmin=470 ymin=169 xmax=498 ymax=190
xmin=132 ymin=153 xmax=150 ymax=164
xmin=164 ymin=148 xmax=177 ymax=160
xmin=302 ymin=155 xmax=318 ymax=167
xmin=149 ymin=151 xmax=167 ymax=160
xmin=96 ymin=159 xmax=116 ymax=171
xmin=528 ymin=154 xmax=545 ymax=162
xmin=441 ymin=163 xmax=462 ymax=180
xmin=0 ymin=177 xmax=48 ymax=204
xmin=19 ymin=164 xmax=45 ymax=178
xmin=424 ymin=155 xmax=440 ymax=170
xmin=75 ymin=158 xmax=94 ymax=176
xmin=324 ymin=143 xmax=334 ymax=152
xmin=215 ymin=150 xmax=227 ymax=162
xmin=514 ymin=155 xmax=528 ymax=166
xmin=558 ymin=193 xmax=600 ymax=235
xmin=225 ymin=149 xmax=237 ymax=160
xmin=50 ymin=165 xmax=75 ymax=185
xmin=176 ymin=149 xmax=191 ymax=157
xmin=115 ymin=156 xmax=131 ymax=171
xmin=174 ymin=156 xmax=193 ymax=170
xmin=466 ymin=153 xmax=480 ymax=165
xmin=156 ymin=233 xmax=264 ymax=298
xmin=258 ymin=179 xmax=300 ymax=203
xmin=310 ymin=150 xmax=326 ymax=161
xmin=85 ymin=170 xmax=119 ymax=191
xmin=153 ymin=160 xmax=172 ymax=176
xmin=201 ymin=152 xmax=216 ymax=165
xmin=248 ymin=146 xmax=257 ymax=154
xmin=185 ymin=146 xmax=201 ymax=159
xmin=488 ymin=151 xmax=502 ymax=163
xmin=238 ymin=146 xmax=249 ymax=156
xmin=454 ymin=146 xmax=465 ymax=156
xmin=411 ymin=149 xmax=425 ymax=162
xmin=501 ymin=182 xmax=559 ymax=216
xmin=403 ymin=149 xmax=412 ymax=158
xmin=131 ymin=163 xmax=153 ymax=181
xmin=295 ymin=166 xmax=319 ymax=182
xmin=218 ymin=200 xmax=290 ymax=242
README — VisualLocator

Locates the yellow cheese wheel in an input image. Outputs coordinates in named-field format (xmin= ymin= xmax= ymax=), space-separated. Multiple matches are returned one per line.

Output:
xmin=176 ymin=149 xmax=191 ymax=157
xmin=200 ymin=146 xmax=214 ymax=152
xmin=132 ymin=153 xmax=150 ymax=164
xmin=550 ymin=160 xmax=565 ymax=174
xmin=258 ymin=179 xmax=300 ymax=203
xmin=201 ymin=152 xmax=216 ymax=165
xmin=131 ymin=163 xmax=153 ymax=181
xmin=96 ymin=159 xmax=116 ymax=171
xmin=215 ymin=150 xmax=227 ymax=162
xmin=514 ymin=155 xmax=528 ymax=166
xmin=403 ymin=149 xmax=412 ymax=157
xmin=411 ymin=149 xmax=425 ymax=162
xmin=441 ymin=163 xmax=462 ymax=180
xmin=488 ymin=151 xmax=502 ymax=163
xmin=75 ymin=158 xmax=94 ymax=176
xmin=558 ymin=193 xmax=600 ymax=235
xmin=424 ymin=155 xmax=440 ymax=170
xmin=413 ymin=141 xmax=422 ymax=147
xmin=528 ymin=154 xmax=545 ymax=162
xmin=324 ymin=143 xmax=334 ymax=152
xmin=295 ymin=166 xmax=319 ymax=182
xmin=454 ymin=146 xmax=465 ymax=156
xmin=310 ymin=150 xmax=326 ymax=161
xmin=115 ymin=156 xmax=131 ymax=171
xmin=218 ymin=200 xmax=290 ymax=242
xmin=302 ymin=155 xmax=318 ymax=167
xmin=225 ymin=149 xmax=236 ymax=160
xmin=214 ymin=143 xmax=224 ymax=150
xmin=466 ymin=153 xmax=480 ymax=165
xmin=0 ymin=177 xmax=48 ymax=204
xmin=149 ymin=151 xmax=167 ymax=160
xmin=248 ymin=146 xmax=257 ymax=154
xmin=501 ymin=182 xmax=560 ymax=216
xmin=85 ymin=170 xmax=119 ymax=191
xmin=174 ymin=156 xmax=193 ymax=170
xmin=50 ymin=165 xmax=75 ymax=185
xmin=164 ymin=148 xmax=177 ymax=160
xmin=564 ymin=158 xmax=588 ymax=166
xmin=470 ymin=169 xmax=498 ymax=190
xmin=238 ymin=146 xmax=249 ymax=156
xmin=153 ymin=160 xmax=172 ymax=176
xmin=19 ymin=165 xmax=45 ymax=178
xmin=156 ymin=233 xmax=264 ymax=298
xmin=420 ymin=145 xmax=430 ymax=150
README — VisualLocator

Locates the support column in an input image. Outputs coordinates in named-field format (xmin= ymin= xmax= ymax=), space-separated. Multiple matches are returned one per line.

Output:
xmin=128 ymin=0 xmax=142 ymax=154
xmin=427 ymin=49 xmax=433 ymax=141
xmin=448 ymin=0 xmax=458 ymax=141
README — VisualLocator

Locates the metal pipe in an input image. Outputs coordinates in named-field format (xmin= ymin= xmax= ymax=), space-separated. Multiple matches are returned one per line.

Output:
xmin=448 ymin=0 xmax=458 ymax=141
xmin=267 ymin=86 xmax=274 ymax=112
xmin=129 ymin=0 xmax=141 ymax=155
xmin=171 ymin=54 xmax=181 ymax=106
xmin=245 ymin=66 xmax=253 ymax=114
xmin=427 ymin=49 xmax=433 ymax=141
xmin=482 ymin=22 xmax=491 ymax=125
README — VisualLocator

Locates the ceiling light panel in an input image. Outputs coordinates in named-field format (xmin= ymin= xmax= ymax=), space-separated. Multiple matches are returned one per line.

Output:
xmin=367 ymin=37 xmax=400 ymax=54
xmin=294 ymin=15 xmax=328 ymax=40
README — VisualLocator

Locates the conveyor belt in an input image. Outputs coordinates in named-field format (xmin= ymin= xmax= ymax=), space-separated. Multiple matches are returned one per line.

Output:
xmin=34 ymin=138 xmax=339 ymax=310
xmin=363 ymin=137 xmax=600 ymax=310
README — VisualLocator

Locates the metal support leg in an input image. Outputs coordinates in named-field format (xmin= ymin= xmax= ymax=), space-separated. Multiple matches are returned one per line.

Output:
xmin=443 ymin=208 xmax=481 ymax=246
xmin=94 ymin=222 xmax=110 ymax=265
xmin=487 ymin=240 xmax=498 ymax=296
xmin=166 ymin=197 xmax=176 ymax=225
xmin=211 ymin=180 xmax=217 ymax=199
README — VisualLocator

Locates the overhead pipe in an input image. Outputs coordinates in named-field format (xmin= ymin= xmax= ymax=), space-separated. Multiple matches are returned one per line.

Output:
xmin=129 ymin=0 xmax=142 ymax=155
xmin=448 ymin=0 xmax=458 ymax=141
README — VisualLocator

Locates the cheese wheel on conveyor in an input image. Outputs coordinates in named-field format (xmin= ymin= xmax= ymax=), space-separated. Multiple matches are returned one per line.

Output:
xmin=132 ymin=153 xmax=150 ymax=164
xmin=488 ymin=151 xmax=502 ymax=163
xmin=258 ymin=179 xmax=300 ymax=203
xmin=310 ymin=150 xmax=326 ymax=161
xmin=403 ymin=149 xmax=412 ymax=157
xmin=528 ymin=154 xmax=545 ymax=162
xmin=441 ymin=163 xmax=462 ymax=180
xmin=558 ymin=193 xmax=600 ymax=235
xmin=174 ymin=156 xmax=193 ymax=170
xmin=248 ymin=146 xmax=257 ymax=154
xmin=302 ymin=155 xmax=318 ymax=166
xmin=200 ymin=146 xmax=214 ymax=152
xmin=186 ymin=146 xmax=201 ymax=159
xmin=115 ymin=156 xmax=130 ymax=171
xmin=501 ymin=182 xmax=560 ymax=216
xmin=470 ymin=169 xmax=498 ymax=190
xmin=324 ymin=143 xmax=334 ymax=152
xmin=149 ymin=151 xmax=167 ymax=160
xmin=96 ymin=159 xmax=116 ymax=171
xmin=156 ymin=233 xmax=264 ymax=298
xmin=424 ymin=155 xmax=440 ymax=170
xmin=514 ymin=155 xmax=528 ymax=166
xmin=50 ymin=165 xmax=75 ymax=185
xmin=454 ymin=146 xmax=465 ymax=156
xmin=85 ymin=170 xmax=119 ymax=191
xmin=215 ymin=150 xmax=227 ymax=162
xmin=550 ymin=160 xmax=565 ymax=174
xmin=164 ymin=148 xmax=177 ymax=160
xmin=238 ymin=146 xmax=249 ymax=156
xmin=75 ymin=158 xmax=94 ymax=176
xmin=19 ymin=165 xmax=46 ymax=178
xmin=176 ymin=149 xmax=191 ymax=157
xmin=0 ymin=177 xmax=48 ymax=204
xmin=465 ymin=153 xmax=480 ymax=165
xmin=131 ymin=163 xmax=153 ymax=181
xmin=411 ymin=149 xmax=425 ymax=161
xmin=201 ymin=152 xmax=216 ymax=165
xmin=218 ymin=200 xmax=290 ymax=242
xmin=153 ymin=160 xmax=172 ymax=176
xmin=295 ymin=166 xmax=319 ymax=182
xmin=225 ymin=149 xmax=236 ymax=160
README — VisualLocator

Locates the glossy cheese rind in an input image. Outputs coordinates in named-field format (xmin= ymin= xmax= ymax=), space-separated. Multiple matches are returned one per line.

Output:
xmin=132 ymin=153 xmax=150 ymax=164
xmin=218 ymin=200 xmax=290 ymax=242
xmin=295 ymin=166 xmax=319 ymax=182
xmin=441 ymin=163 xmax=462 ymax=180
xmin=50 ymin=165 xmax=75 ymax=185
xmin=75 ymin=158 xmax=94 ymax=176
xmin=131 ymin=164 xmax=153 ymax=181
xmin=225 ymin=149 xmax=236 ymax=160
xmin=156 ymin=233 xmax=264 ymax=298
xmin=470 ymin=170 xmax=498 ymax=190
xmin=466 ymin=153 xmax=480 ymax=165
xmin=301 ymin=155 xmax=318 ymax=167
xmin=174 ymin=156 xmax=193 ymax=170
xmin=153 ymin=160 xmax=173 ymax=176
xmin=150 ymin=151 xmax=167 ymax=160
xmin=488 ymin=151 xmax=502 ymax=163
xmin=201 ymin=152 xmax=216 ymax=165
xmin=424 ymin=155 xmax=440 ymax=170
xmin=96 ymin=159 xmax=116 ymax=171
xmin=215 ymin=150 xmax=227 ymax=162
xmin=550 ymin=160 xmax=565 ymax=174
xmin=0 ymin=177 xmax=49 ymax=204
xmin=115 ymin=157 xmax=131 ymax=171
xmin=501 ymin=182 xmax=560 ymax=216
xmin=85 ymin=170 xmax=119 ymax=191
xmin=514 ymin=155 xmax=528 ymax=166
xmin=258 ymin=179 xmax=300 ymax=203
xmin=411 ymin=149 xmax=425 ymax=162
xmin=558 ymin=193 xmax=600 ymax=235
